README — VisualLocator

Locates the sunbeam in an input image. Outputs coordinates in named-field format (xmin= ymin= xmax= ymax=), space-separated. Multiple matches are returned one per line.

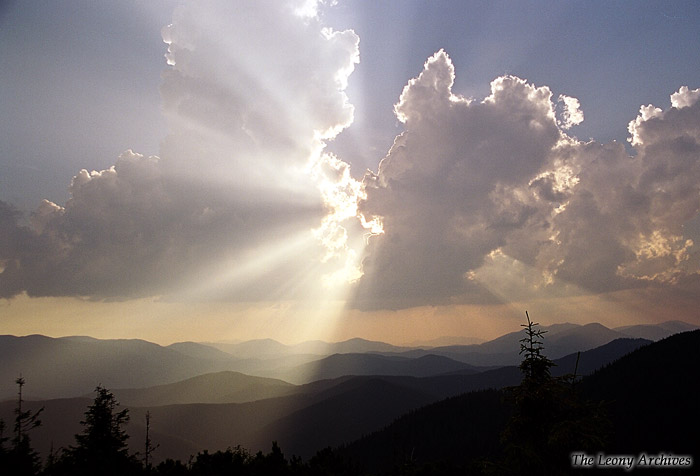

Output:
xmin=2 ymin=0 xmax=700 ymax=372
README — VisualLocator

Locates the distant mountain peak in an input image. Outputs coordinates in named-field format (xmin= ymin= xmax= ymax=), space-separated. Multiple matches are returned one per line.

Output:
xmin=580 ymin=322 xmax=610 ymax=329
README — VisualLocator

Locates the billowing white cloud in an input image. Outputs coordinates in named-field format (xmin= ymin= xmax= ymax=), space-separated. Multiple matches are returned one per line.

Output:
xmin=671 ymin=86 xmax=700 ymax=109
xmin=557 ymin=94 xmax=584 ymax=130
xmin=545 ymin=84 xmax=700 ymax=290
xmin=2 ymin=3 xmax=699 ymax=316
xmin=351 ymin=50 xmax=700 ymax=310
xmin=0 ymin=0 xmax=360 ymax=300
xmin=352 ymin=51 xmax=561 ymax=308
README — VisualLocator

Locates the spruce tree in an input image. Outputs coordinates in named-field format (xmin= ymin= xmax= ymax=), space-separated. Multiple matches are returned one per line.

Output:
xmin=495 ymin=312 xmax=608 ymax=476
xmin=64 ymin=386 xmax=139 ymax=475
xmin=7 ymin=376 xmax=43 ymax=476
xmin=143 ymin=410 xmax=159 ymax=472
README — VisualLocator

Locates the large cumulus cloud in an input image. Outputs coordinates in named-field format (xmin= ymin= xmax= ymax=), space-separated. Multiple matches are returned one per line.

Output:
xmin=3 ymin=6 xmax=699 ymax=314
xmin=0 ymin=0 xmax=359 ymax=300
xmin=352 ymin=50 xmax=700 ymax=309
xmin=543 ymin=85 xmax=700 ymax=290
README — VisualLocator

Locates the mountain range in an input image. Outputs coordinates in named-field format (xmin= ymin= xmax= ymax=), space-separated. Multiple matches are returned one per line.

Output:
xmin=342 ymin=329 xmax=700 ymax=472
xmin=2 ymin=320 xmax=694 ymax=401
xmin=1 ymin=335 xmax=684 ymax=462
xmin=0 ymin=320 xmax=696 ymax=467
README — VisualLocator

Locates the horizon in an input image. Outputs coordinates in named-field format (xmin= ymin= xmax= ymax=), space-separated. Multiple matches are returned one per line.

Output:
xmin=2 ymin=1 xmax=700 ymax=345
xmin=2 ymin=318 xmax=696 ymax=348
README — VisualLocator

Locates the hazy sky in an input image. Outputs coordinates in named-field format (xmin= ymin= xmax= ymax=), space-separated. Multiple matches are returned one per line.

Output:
xmin=1 ymin=0 xmax=700 ymax=344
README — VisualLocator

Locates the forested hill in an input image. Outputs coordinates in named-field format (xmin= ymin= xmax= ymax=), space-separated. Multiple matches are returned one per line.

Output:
xmin=579 ymin=329 xmax=700 ymax=454
xmin=340 ymin=330 xmax=699 ymax=474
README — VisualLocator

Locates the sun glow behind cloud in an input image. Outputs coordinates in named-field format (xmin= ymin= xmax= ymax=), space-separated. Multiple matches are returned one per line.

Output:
xmin=0 ymin=1 xmax=371 ymax=339
xmin=155 ymin=0 xmax=379 ymax=343
xmin=161 ymin=1 xmax=370 ymax=295
xmin=2 ymin=1 xmax=700 ymax=345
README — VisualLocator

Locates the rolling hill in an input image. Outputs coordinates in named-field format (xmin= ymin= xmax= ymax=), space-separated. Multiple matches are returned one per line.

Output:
xmin=0 ymin=375 xmax=436 ymax=462
xmin=278 ymin=353 xmax=479 ymax=384
xmin=0 ymin=332 xmax=656 ymax=465
xmin=612 ymin=320 xmax=699 ymax=341
xmin=579 ymin=329 xmax=700 ymax=454
xmin=0 ymin=334 xmax=244 ymax=400
xmin=3 ymin=321 xmax=678 ymax=400
xmin=391 ymin=321 xmax=694 ymax=365
xmin=111 ymin=371 xmax=296 ymax=406
xmin=341 ymin=330 xmax=699 ymax=473
xmin=205 ymin=337 xmax=417 ymax=359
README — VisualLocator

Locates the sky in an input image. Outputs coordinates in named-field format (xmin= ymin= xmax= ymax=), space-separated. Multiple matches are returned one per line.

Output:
xmin=1 ymin=0 xmax=700 ymax=345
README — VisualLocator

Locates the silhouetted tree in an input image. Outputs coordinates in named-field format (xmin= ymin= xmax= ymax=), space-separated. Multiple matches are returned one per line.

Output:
xmin=518 ymin=312 xmax=552 ymax=382
xmin=143 ymin=410 xmax=159 ymax=472
xmin=249 ymin=441 xmax=289 ymax=476
xmin=154 ymin=458 xmax=189 ymax=476
xmin=0 ymin=419 xmax=8 ymax=469
xmin=189 ymin=446 xmax=250 ymax=475
xmin=493 ymin=312 xmax=608 ymax=476
xmin=43 ymin=443 xmax=59 ymax=476
xmin=306 ymin=447 xmax=356 ymax=476
xmin=4 ymin=376 xmax=44 ymax=476
xmin=60 ymin=386 xmax=140 ymax=476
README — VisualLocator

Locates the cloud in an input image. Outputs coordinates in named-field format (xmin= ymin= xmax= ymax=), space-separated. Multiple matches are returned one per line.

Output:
xmin=352 ymin=51 xmax=560 ymax=308
xmin=159 ymin=0 xmax=358 ymax=177
xmin=557 ymin=94 xmax=584 ymax=130
xmin=351 ymin=50 xmax=700 ymax=310
xmin=0 ymin=0 xmax=360 ymax=300
xmin=548 ymin=85 xmax=700 ymax=287
xmin=2 ymin=2 xmax=699 ymax=315
xmin=540 ymin=86 xmax=700 ymax=292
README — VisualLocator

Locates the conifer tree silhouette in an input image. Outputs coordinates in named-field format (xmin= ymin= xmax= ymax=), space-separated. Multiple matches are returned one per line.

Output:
xmin=5 ymin=376 xmax=44 ymax=476
xmin=62 ymin=386 xmax=139 ymax=476
xmin=143 ymin=410 xmax=159 ymax=472
xmin=493 ymin=312 xmax=608 ymax=476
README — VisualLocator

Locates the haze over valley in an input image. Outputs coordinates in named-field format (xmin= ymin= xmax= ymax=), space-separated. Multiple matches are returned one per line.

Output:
xmin=2 ymin=320 xmax=696 ymax=467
